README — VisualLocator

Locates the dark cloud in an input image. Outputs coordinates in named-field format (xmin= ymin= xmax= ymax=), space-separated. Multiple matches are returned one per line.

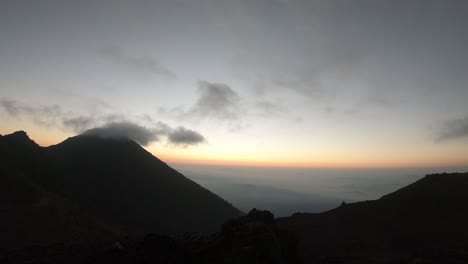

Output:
xmin=167 ymin=126 xmax=205 ymax=146
xmin=436 ymin=116 xmax=468 ymax=142
xmin=97 ymin=45 xmax=177 ymax=79
xmin=84 ymin=122 xmax=205 ymax=147
xmin=191 ymin=81 xmax=241 ymax=120
xmin=153 ymin=121 xmax=173 ymax=135
xmin=83 ymin=122 xmax=159 ymax=146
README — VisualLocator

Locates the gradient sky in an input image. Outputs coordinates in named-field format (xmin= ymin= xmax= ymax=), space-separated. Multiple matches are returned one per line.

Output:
xmin=1 ymin=0 xmax=468 ymax=167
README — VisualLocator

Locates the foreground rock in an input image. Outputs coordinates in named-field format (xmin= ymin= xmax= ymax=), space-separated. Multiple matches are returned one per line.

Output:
xmin=0 ymin=209 xmax=300 ymax=264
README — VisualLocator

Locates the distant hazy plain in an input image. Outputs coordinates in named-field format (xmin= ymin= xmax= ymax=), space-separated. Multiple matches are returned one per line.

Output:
xmin=171 ymin=164 xmax=468 ymax=217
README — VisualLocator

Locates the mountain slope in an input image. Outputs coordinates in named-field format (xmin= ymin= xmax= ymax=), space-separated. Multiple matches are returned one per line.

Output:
xmin=44 ymin=134 xmax=241 ymax=234
xmin=0 ymin=131 xmax=241 ymax=246
xmin=0 ymin=132 xmax=120 ymax=246
xmin=0 ymin=170 xmax=120 ymax=247
xmin=277 ymin=172 xmax=468 ymax=262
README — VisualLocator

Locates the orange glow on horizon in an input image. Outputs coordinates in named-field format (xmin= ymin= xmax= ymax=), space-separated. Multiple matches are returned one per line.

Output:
xmin=158 ymin=153 xmax=468 ymax=169
xmin=2 ymin=127 xmax=467 ymax=170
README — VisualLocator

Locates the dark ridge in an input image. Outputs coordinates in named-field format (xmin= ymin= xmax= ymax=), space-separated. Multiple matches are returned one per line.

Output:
xmin=0 ymin=130 xmax=39 ymax=148
xmin=277 ymin=172 xmax=468 ymax=263
xmin=0 ymin=131 xmax=43 ymax=179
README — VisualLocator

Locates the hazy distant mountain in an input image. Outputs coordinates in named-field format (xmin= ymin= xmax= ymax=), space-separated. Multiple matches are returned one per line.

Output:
xmin=277 ymin=172 xmax=468 ymax=263
xmin=0 ymin=131 xmax=241 ymax=245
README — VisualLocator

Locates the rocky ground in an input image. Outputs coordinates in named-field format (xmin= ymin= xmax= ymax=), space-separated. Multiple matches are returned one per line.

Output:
xmin=0 ymin=209 xmax=300 ymax=264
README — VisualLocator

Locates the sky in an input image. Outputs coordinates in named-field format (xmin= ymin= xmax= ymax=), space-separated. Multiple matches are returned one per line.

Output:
xmin=1 ymin=0 xmax=468 ymax=168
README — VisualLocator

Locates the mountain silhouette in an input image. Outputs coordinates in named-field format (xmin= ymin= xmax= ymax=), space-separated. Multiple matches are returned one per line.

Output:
xmin=0 ymin=167 xmax=119 ymax=247
xmin=277 ymin=172 xmax=468 ymax=263
xmin=0 ymin=131 xmax=241 ymax=246
xmin=3 ymin=131 xmax=468 ymax=263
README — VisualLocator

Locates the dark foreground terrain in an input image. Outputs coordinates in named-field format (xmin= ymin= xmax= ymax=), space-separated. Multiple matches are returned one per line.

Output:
xmin=0 ymin=209 xmax=299 ymax=264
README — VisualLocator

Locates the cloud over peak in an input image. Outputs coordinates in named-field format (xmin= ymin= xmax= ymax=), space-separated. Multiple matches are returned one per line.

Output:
xmin=83 ymin=122 xmax=159 ymax=146
xmin=83 ymin=122 xmax=206 ymax=147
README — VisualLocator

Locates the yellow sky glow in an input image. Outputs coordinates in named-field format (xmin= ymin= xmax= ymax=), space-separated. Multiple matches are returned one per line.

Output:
xmin=2 ymin=123 xmax=468 ymax=169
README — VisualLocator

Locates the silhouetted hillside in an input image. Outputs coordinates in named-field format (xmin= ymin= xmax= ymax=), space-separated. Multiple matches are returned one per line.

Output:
xmin=277 ymin=172 xmax=468 ymax=263
xmin=0 ymin=209 xmax=300 ymax=264
xmin=0 ymin=169 xmax=119 ymax=247
xmin=0 ymin=131 xmax=241 ymax=246
xmin=45 ymin=134 xmax=241 ymax=234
